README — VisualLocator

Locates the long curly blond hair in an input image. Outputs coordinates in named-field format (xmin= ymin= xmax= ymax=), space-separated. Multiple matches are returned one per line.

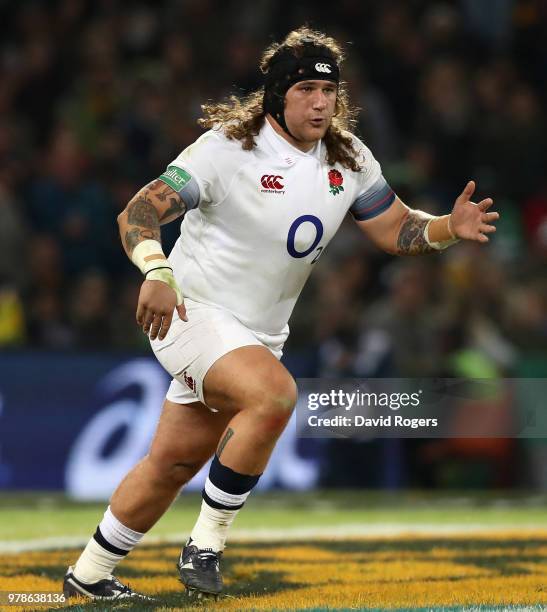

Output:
xmin=198 ymin=27 xmax=362 ymax=172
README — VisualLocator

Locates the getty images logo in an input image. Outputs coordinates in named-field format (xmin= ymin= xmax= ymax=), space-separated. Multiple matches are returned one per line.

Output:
xmin=315 ymin=62 xmax=332 ymax=73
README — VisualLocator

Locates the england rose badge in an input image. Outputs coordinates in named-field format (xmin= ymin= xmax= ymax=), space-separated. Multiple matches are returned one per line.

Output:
xmin=328 ymin=169 xmax=344 ymax=195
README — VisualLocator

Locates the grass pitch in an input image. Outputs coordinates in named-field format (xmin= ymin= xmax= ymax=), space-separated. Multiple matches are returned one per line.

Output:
xmin=0 ymin=492 xmax=546 ymax=611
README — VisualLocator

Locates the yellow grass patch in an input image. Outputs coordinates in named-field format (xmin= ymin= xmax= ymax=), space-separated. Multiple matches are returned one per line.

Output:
xmin=0 ymin=533 xmax=546 ymax=609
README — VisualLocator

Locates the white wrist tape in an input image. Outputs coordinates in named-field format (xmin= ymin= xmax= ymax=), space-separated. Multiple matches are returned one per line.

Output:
xmin=131 ymin=240 xmax=183 ymax=305
xmin=131 ymin=240 xmax=168 ymax=275
xmin=146 ymin=268 xmax=184 ymax=305
xmin=424 ymin=217 xmax=459 ymax=250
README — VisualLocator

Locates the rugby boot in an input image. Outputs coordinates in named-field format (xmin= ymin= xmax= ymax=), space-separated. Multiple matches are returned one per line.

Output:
xmin=177 ymin=539 xmax=223 ymax=598
xmin=63 ymin=565 xmax=153 ymax=601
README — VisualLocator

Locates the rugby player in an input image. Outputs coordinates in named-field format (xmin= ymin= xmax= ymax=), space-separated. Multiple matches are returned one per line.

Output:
xmin=63 ymin=27 xmax=498 ymax=600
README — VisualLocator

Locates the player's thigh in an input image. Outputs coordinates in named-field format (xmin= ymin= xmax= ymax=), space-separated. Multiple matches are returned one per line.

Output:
xmin=203 ymin=345 xmax=297 ymax=414
xmin=150 ymin=300 xmax=266 ymax=405
xmin=148 ymin=399 xmax=234 ymax=470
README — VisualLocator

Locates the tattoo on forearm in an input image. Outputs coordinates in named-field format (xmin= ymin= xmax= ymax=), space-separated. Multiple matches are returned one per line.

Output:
xmin=397 ymin=211 xmax=435 ymax=255
xmin=127 ymin=196 xmax=160 ymax=228
xmin=160 ymin=197 xmax=186 ymax=222
xmin=121 ymin=181 xmax=186 ymax=254
xmin=124 ymin=227 xmax=160 ymax=253
xmin=217 ymin=428 xmax=234 ymax=458
xmin=123 ymin=192 xmax=162 ymax=253
xmin=124 ymin=228 xmax=141 ymax=252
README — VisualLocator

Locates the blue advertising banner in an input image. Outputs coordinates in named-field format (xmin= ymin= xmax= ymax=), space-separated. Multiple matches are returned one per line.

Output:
xmin=0 ymin=353 xmax=320 ymax=498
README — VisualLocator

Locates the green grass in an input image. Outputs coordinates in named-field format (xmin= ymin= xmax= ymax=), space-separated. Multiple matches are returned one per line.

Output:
xmin=1 ymin=491 xmax=546 ymax=541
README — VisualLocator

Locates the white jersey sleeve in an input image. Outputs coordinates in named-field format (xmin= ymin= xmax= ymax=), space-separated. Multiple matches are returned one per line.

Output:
xmin=348 ymin=135 xmax=396 ymax=221
xmin=159 ymin=130 xmax=227 ymax=208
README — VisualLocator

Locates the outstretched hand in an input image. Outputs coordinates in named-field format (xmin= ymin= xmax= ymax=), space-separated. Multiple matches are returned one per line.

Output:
xmin=450 ymin=181 xmax=499 ymax=243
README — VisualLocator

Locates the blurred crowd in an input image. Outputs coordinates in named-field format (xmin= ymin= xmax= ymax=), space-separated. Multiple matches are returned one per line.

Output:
xmin=0 ymin=0 xmax=546 ymax=488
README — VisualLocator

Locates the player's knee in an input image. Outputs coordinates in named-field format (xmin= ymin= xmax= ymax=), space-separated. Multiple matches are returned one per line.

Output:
xmin=254 ymin=377 xmax=298 ymax=431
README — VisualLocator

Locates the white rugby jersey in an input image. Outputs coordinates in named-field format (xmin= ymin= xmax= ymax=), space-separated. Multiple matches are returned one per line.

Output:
xmin=159 ymin=119 xmax=395 ymax=336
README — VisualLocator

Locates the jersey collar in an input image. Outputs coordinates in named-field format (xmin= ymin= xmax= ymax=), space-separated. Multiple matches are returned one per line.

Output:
xmin=260 ymin=117 xmax=322 ymax=162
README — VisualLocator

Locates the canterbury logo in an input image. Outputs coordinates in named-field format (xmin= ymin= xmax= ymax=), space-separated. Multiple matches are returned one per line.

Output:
xmin=183 ymin=372 xmax=196 ymax=393
xmin=261 ymin=175 xmax=284 ymax=191
xmin=315 ymin=62 xmax=332 ymax=73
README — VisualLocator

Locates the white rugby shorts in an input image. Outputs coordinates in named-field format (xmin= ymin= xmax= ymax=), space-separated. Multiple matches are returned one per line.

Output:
xmin=149 ymin=298 xmax=286 ymax=407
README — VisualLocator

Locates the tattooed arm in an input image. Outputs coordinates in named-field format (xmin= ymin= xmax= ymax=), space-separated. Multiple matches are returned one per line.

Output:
xmin=395 ymin=208 xmax=437 ymax=255
xmin=354 ymin=197 xmax=444 ymax=255
xmin=117 ymin=179 xmax=188 ymax=340
xmin=117 ymin=179 xmax=186 ymax=259
xmin=355 ymin=182 xmax=498 ymax=255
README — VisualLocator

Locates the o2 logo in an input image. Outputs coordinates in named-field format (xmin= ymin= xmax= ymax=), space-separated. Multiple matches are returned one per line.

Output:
xmin=286 ymin=215 xmax=324 ymax=263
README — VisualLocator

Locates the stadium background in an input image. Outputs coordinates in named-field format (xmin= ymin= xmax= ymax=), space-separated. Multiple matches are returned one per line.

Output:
xmin=1 ymin=2 xmax=546 ymax=609
xmin=0 ymin=0 xmax=546 ymax=499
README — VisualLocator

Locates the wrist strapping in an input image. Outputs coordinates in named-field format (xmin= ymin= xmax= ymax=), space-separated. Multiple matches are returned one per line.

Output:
xmin=424 ymin=215 xmax=460 ymax=250
xmin=131 ymin=239 xmax=167 ymax=274
xmin=146 ymin=268 xmax=183 ymax=305
xmin=131 ymin=240 xmax=183 ymax=305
